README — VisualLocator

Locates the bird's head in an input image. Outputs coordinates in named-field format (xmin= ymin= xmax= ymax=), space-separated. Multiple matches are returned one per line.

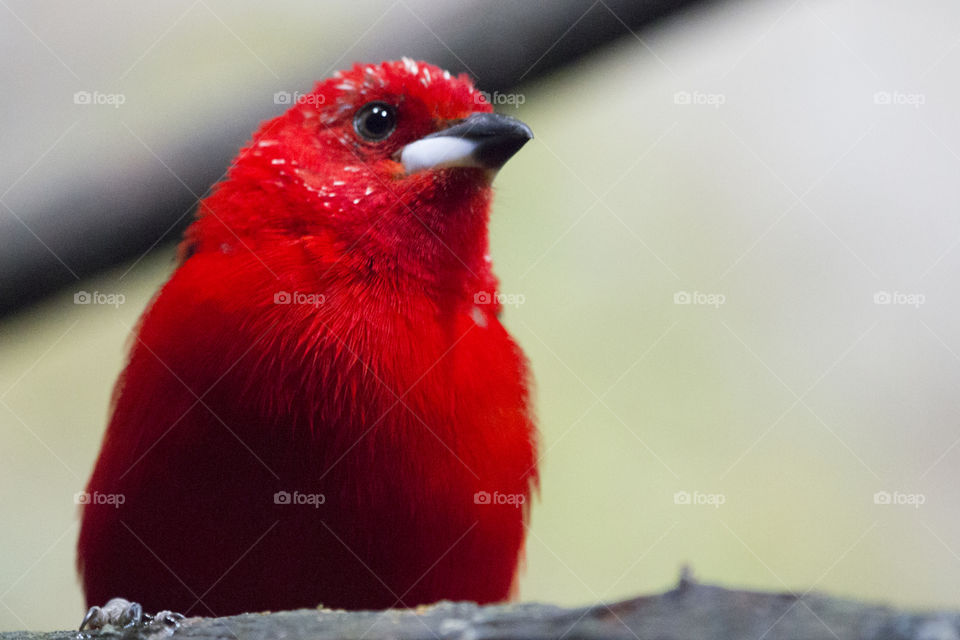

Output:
xmin=190 ymin=59 xmax=532 ymax=288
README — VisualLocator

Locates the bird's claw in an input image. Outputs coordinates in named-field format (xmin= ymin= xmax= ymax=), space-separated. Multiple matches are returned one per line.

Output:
xmin=80 ymin=598 xmax=143 ymax=631
xmin=79 ymin=599 xmax=184 ymax=632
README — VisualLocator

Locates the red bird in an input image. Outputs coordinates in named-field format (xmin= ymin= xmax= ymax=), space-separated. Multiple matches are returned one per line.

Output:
xmin=77 ymin=59 xmax=538 ymax=619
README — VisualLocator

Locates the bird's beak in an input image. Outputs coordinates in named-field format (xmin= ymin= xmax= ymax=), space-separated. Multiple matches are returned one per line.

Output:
xmin=400 ymin=113 xmax=533 ymax=175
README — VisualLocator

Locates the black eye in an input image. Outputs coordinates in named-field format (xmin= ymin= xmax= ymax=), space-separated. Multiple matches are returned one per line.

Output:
xmin=353 ymin=102 xmax=397 ymax=141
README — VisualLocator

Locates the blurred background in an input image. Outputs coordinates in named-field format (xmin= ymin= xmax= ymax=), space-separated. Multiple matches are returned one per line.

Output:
xmin=3 ymin=0 xmax=960 ymax=630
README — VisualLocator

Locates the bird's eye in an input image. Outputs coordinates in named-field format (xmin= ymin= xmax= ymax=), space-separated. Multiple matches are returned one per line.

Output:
xmin=353 ymin=102 xmax=397 ymax=141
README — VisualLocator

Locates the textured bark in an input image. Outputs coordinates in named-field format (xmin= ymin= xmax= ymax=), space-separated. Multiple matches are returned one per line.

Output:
xmin=4 ymin=578 xmax=959 ymax=640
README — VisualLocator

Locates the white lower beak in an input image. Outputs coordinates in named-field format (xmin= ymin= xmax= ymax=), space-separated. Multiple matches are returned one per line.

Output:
xmin=400 ymin=137 xmax=484 ymax=174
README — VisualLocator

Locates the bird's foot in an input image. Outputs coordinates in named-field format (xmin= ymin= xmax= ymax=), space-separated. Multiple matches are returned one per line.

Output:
xmin=79 ymin=598 xmax=184 ymax=632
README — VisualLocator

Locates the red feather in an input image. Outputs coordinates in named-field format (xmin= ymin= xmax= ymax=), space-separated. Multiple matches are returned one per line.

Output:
xmin=77 ymin=60 xmax=538 ymax=614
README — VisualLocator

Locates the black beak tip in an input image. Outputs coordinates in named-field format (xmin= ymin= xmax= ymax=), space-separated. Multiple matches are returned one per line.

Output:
xmin=518 ymin=121 xmax=534 ymax=141
xmin=435 ymin=112 xmax=534 ymax=170
xmin=473 ymin=114 xmax=533 ymax=170
xmin=476 ymin=131 xmax=532 ymax=170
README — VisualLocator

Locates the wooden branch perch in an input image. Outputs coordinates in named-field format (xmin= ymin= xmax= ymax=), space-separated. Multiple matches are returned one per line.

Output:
xmin=4 ymin=577 xmax=959 ymax=640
